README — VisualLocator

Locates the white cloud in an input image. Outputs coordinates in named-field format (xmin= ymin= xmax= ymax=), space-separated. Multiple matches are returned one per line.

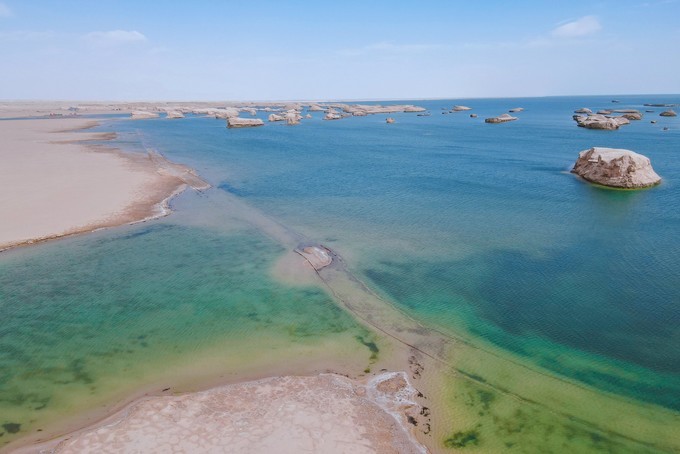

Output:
xmin=0 ymin=2 xmax=12 ymax=17
xmin=84 ymin=30 xmax=147 ymax=44
xmin=551 ymin=16 xmax=602 ymax=38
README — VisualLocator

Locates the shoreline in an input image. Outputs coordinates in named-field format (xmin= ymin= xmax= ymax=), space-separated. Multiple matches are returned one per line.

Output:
xmin=0 ymin=116 xmax=209 ymax=253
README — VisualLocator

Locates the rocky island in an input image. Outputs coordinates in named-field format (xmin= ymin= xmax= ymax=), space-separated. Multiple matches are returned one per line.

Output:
xmin=571 ymin=147 xmax=662 ymax=189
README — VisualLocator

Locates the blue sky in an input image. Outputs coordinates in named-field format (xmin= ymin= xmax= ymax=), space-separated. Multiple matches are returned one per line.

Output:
xmin=1 ymin=1 xmax=679 ymax=100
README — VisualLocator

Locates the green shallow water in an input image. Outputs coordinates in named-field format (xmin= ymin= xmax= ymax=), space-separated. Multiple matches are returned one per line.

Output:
xmin=0 ymin=217 xmax=378 ymax=448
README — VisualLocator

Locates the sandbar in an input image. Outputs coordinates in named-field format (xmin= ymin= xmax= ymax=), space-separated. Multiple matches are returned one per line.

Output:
xmin=0 ymin=117 xmax=207 ymax=251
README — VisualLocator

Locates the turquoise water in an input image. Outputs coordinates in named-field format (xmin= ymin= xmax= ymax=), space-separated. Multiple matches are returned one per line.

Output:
xmin=1 ymin=95 xmax=678 ymax=451
xmin=107 ymin=95 xmax=680 ymax=411
xmin=0 ymin=209 xmax=378 ymax=447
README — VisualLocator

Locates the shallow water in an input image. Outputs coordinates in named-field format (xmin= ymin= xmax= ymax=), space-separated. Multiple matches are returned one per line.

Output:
xmin=1 ymin=95 xmax=679 ymax=452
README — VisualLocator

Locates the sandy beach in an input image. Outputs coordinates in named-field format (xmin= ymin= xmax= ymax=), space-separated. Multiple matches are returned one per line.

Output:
xmin=0 ymin=116 xmax=207 ymax=251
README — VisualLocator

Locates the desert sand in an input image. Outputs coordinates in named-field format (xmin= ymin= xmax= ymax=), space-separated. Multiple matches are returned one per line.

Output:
xmin=25 ymin=372 xmax=425 ymax=454
xmin=0 ymin=117 xmax=207 ymax=251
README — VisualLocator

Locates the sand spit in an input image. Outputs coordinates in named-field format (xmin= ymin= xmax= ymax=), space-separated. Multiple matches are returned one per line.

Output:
xmin=26 ymin=372 xmax=426 ymax=454
xmin=0 ymin=118 xmax=208 ymax=251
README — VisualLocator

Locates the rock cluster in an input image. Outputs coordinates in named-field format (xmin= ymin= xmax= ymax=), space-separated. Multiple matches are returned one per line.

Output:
xmin=571 ymin=147 xmax=661 ymax=189
xmin=574 ymin=114 xmax=629 ymax=130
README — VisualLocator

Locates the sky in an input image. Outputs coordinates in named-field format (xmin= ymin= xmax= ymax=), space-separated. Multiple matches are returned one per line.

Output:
xmin=1 ymin=0 xmax=679 ymax=101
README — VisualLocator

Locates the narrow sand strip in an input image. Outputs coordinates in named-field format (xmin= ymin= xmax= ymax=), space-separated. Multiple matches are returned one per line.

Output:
xmin=24 ymin=373 xmax=425 ymax=454
xmin=0 ymin=118 xmax=207 ymax=251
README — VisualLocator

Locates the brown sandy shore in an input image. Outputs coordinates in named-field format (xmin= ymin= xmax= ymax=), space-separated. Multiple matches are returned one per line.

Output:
xmin=0 ymin=116 xmax=209 ymax=251
xmin=1 ymin=105 xmax=429 ymax=453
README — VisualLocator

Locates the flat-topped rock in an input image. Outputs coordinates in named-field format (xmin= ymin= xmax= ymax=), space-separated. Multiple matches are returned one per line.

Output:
xmin=130 ymin=111 xmax=159 ymax=119
xmin=485 ymin=113 xmax=517 ymax=123
xmin=575 ymin=108 xmax=592 ymax=114
xmin=226 ymin=117 xmax=264 ymax=128
xmin=165 ymin=111 xmax=184 ymax=119
xmin=509 ymin=107 xmax=524 ymax=112
xmin=660 ymin=109 xmax=677 ymax=117
xmin=452 ymin=105 xmax=472 ymax=111
xmin=571 ymin=147 xmax=661 ymax=189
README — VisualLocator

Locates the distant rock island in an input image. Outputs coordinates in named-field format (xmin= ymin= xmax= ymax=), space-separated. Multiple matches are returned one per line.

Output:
xmin=660 ymin=109 xmax=677 ymax=117
xmin=226 ymin=117 xmax=264 ymax=128
xmin=571 ymin=147 xmax=661 ymax=189
xmin=485 ymin=113 xmax=517 ymax=124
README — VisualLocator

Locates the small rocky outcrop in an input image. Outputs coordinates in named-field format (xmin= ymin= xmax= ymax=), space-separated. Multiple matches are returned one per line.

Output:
xmin=130 ymin=111 xmax=159 ymax=119
xmin=403 ymin=106 xmax=426 ymax=112
xmin=622 ymin=112 xmax=643 ymax=121
xmin=485 ymin=113 xmax=517 ymax=123
xmin=308 ymin=104 xmax=325 ymax=112
xmin=227 ymin=117 xmax=264 ymax=128
xmin=597 ymin=110 xmax=612 ymax=115
xmin=509 ymin=107 xmax=524 ymax=112
xmin=165 ymin=111 xmax=184 ymax=119
xmin=574 ymin=108 xmax=592 ymax=114
xmin=470 ymin=114 xmax=478 ymax=118
xmin=660 ymin=110 xmax=677 ymax=117
xmin=285 ymin=110 xmax=302 ymax=125
xmin=452 ymin=105 xmax=472 ymax=111
xmin=571 ymin=147 xmax=661 ymax=189
xmin=386 ymin=117 xmax=395 ymax=124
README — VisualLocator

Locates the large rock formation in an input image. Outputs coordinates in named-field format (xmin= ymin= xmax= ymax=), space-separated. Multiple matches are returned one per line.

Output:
xmin=574 ymin=114 xmax=629 ymax=130
xmin=660 ymin=109 xmax=677 ymax=117
xmin=226 ymin=117 xmax=264 ymax=128
xmin=571 ymin=147 xmax=661 ymax=188
xmin=485 ymin=113 xmax=517 ymax=123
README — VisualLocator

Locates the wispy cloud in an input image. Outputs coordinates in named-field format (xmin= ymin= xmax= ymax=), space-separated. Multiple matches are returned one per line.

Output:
xmin=551 ymin=16 xmax=602 ymax=38
xmin=0 ymin=2 xmax=12 ymax=18
xmin=84 ymin=30 xmax=147 ymax=45
xmin=338 ymin=41 xmax=442 ymax=57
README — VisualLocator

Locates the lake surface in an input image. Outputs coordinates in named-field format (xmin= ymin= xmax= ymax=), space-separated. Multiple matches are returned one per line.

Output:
xmin=1 ymin=96 xmax=678 ymax=452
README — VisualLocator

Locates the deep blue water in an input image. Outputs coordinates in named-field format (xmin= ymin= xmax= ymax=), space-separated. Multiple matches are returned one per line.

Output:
xmin=106 ymin=95 xmax=680 ymax=410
